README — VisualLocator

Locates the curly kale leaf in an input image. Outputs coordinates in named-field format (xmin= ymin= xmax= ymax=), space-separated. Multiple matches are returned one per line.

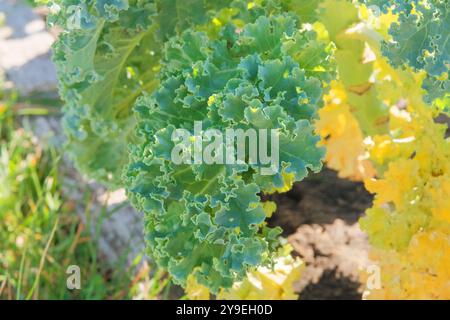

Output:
xmin=362 ymin=0 xmax=449 ymax=107
xmin=50 ymin=0 xmax=234 ymax=186
xmin=125 ymin=14 xmax=334 ymax=291
xmin=50 ymin=0 xmax=160 ymax=186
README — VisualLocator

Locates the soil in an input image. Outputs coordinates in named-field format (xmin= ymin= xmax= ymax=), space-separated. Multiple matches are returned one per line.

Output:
xmin=268 ymin=169 xmax=373 ymax=300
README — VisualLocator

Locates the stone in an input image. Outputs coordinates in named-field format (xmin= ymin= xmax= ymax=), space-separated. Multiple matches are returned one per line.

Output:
xmin=0 ymin=0 xmax=57 ymax=95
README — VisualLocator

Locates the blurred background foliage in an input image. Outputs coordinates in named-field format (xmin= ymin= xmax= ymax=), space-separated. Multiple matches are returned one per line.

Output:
xmin=0 ymin=73 xmax=173 ymax=300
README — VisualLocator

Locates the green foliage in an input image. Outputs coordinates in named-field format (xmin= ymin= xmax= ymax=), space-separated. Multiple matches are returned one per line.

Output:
xmin=34 ymin=0 xmax=449 ymax=298
xmin=319 ymin=0 xmax=390 ymax=135
xmin=125 ymin=14 xmax=333 ymax=291
xmin=282 ymin=0 xmax=324 ymax=23
xmin=49 ymin=0 xmax=242 ymax=187
xmin=49 ymin=0 xmax=160 ymax=187
xmin=49 ymin=0 xmax=337 ymax=293
xmin=362 ymin=0 xmax=449 ymax=107
xmin=0 ymin=99 xmax=171 ymax=299
xmin=154 ymin=0 xmax=235 ymax=41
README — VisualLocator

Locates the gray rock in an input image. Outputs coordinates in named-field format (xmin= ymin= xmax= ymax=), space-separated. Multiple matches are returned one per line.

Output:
xmin=25 ymin=115 xmax=145 ymax=266
xmin=0 ymin=0 xmax=57 ymax=95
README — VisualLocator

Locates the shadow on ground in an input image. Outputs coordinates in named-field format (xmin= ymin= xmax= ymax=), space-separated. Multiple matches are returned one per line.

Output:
xmin=268 ymin=169 xmax=373 ymax=300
